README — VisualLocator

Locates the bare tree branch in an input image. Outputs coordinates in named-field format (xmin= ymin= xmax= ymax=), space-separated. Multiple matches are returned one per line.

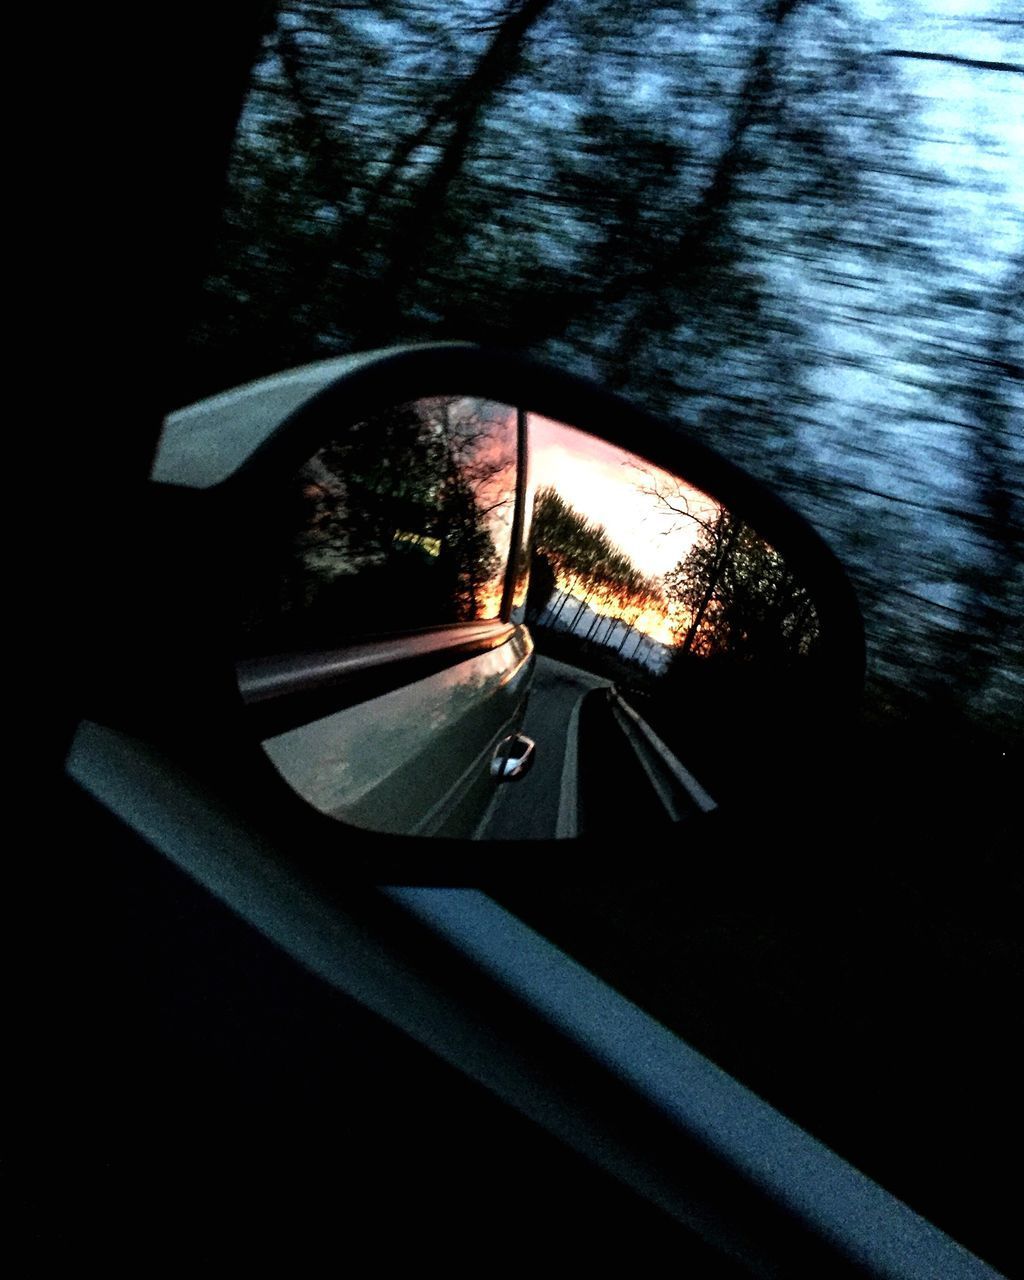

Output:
xmin=875 ymin=48 xmax=1024 ymax=75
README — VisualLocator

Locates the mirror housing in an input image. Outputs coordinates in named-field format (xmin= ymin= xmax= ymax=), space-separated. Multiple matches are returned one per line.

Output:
xmin=93 ymin=344 xmax=864 ymax=880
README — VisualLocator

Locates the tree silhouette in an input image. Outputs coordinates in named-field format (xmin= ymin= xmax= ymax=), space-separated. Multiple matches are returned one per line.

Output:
xmin=663 ymin=509 xmax=820 ymax=664
xmin=240 ymin=397 xmax=515 ymax=652
xmin=528 ymin=485 xmax=663 ymax=660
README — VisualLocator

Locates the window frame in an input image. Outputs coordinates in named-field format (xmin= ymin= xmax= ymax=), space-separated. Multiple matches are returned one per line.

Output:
xmin=67 ymin=716 xmax=998 ymax=1279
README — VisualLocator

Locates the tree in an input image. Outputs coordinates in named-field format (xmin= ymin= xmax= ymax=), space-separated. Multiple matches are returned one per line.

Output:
xmin=239 ymin=396 xmax=515 ymax=650
xmin=663 ymin=510 xmax=820 ymax=663
xmin=529 ymin=485 xmax=655 ymax=653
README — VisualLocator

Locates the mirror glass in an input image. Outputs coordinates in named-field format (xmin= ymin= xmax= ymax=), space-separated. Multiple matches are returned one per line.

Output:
xmin=237 ymin=400 xmax=822 ymax=839
xmin=237 ymin=397 xmax=519 ymax=655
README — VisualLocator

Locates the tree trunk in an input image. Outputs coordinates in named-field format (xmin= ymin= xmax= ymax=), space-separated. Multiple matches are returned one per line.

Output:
xmin=609 ymin=0 xmax=803 ymax=387
xmin=364 ymin=0 xmax=557 ymax=344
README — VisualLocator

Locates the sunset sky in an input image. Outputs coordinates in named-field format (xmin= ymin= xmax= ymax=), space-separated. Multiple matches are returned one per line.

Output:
xmin=449 ymin=398 xmax=723 ymax=642
xmin=529 ymin=414 xmax=717 ymax=580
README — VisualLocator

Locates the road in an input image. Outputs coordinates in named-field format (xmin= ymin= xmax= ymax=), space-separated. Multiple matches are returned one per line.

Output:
xmin=477 ymin=654 xmax=610 ymax=841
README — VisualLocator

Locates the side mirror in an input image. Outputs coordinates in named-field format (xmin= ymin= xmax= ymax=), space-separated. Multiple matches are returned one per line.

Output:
xmin=149 ymin=344 xmax=863 ymax=859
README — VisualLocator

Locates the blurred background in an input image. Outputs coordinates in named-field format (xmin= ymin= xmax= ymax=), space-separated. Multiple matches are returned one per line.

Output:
xmin=181 ymin=0 xmax=1022 ymax=770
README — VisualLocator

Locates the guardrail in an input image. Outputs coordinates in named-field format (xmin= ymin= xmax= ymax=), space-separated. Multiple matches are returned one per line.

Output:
xmin=606 ymin=688 xmax=717 ymax=819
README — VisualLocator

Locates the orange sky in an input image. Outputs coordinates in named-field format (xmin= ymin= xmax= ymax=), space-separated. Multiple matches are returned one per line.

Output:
xmin=442 ymin=399 xmax=721 ymax=644
xmin=529 ymin=414 xmax=718 ymax=644
xmin=530 ymin=415 xmax=716 ymax=579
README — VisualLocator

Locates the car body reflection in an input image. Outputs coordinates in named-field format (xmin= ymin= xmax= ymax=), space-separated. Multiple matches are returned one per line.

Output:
xmin=261 ymin=627 xmax=534 ymax=837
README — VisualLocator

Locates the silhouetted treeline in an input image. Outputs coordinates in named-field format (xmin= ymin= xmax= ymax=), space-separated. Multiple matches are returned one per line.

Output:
xmin=530 ymin=486 xmax=663 ymax=652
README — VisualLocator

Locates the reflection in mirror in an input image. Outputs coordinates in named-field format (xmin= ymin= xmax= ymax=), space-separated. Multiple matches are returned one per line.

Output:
xmin=238 ymin=397 xmax=518 ymax=655
xmin=239 ymin=400 xmax=822 ymax=840
xmin=527 ymin=418 xmax=819 ymax=670
xmin=510 ymin=418 xmax=822 ymax=832
xmin=258 ymin=631 xmax=533 ymax=838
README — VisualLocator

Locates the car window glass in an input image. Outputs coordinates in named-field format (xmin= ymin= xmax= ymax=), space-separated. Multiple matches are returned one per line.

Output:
xmin=238 ymin=397 xmax=518 ymax=655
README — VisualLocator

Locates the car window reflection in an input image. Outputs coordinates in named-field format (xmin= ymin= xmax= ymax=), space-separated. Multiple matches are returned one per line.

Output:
xmin=239 ymin=397 xmax=518 ymax=655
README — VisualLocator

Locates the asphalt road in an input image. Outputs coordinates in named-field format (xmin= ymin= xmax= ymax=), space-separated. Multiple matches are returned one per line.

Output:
xmin=477 ymin=654 xmax=610 ymax=841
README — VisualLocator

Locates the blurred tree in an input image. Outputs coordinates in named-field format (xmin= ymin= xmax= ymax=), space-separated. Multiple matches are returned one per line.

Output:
xmin=188 ymin=0 xmax=1022 ymax=744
